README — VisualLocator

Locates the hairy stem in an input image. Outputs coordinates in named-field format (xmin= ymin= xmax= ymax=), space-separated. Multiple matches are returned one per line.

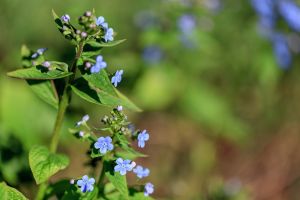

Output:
xmin=35 ymin=42 xmax=84 ymax=200
xmin=97 ymin=164 xmax=106 ymax=196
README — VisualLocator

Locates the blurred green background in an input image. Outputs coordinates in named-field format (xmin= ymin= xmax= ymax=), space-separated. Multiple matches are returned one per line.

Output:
xmin=1 ymin=0 xmax=300 ymax=199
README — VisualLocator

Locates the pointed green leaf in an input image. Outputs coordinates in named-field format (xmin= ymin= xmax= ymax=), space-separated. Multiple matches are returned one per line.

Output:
xmin=29 ymin=145 xmax=69 ymax=184
xmin=71 ymin=77 xmax=141 ymax=112
xmin=7 ymin=66 xmax=72 ymax=80
xmin=27 ymin=80 xmax=58 ymax=109
xmin=86 ymin=39 xmax=126 ymax=48
xmin=104 ymin=161 xmax=129 ymax=199
xmin=0 ymin=182 xmax=28 ymax=200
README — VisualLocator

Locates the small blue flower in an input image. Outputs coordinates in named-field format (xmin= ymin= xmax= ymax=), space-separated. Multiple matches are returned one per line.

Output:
xmin=272 ymin=33 xmax=292 ymax=69
xmin=251 ymin=0 xmax=275 ymax=18
xmin=117 ymin=105 xmax=123 ymax=111
xmin=104 ymin=28 xmax=114 ymax=42
xmin=114 ymin=158 xmax=136 ymax=175
xmin=94 ymin=136 xmax=114 ymax=154
xmin=77 ymin=175 xmax=95 ymax=193
xmin=96 ymin=16 xmax=108 ymax=29
xmin=90 ymin=55 xmax=107 ymax=74
xmin=144 ymin=182 xmax=154 ymax=196
xmin=32 ymin=48 xmax=47 ymax=58
xmin=42 ymin=61 xmax=51 ymax=68
xmin=137 ymin=130 xmax=149 ymax=148
xmin=111 ymin=70 xmax=123 ymax=87
xmin=177 ymin=14 xmax=196 ymax=34
xmin=142 ymin=46 xmax=162 ymax=64
xmin=61 ymin=14 xmax=70 ymax=23
xmin=133 ymin=165 xmax=150 ymax=179
xmin=76 ymin=114 xmax=89 ymax=126
xmin=278 ymin=1 xmax=300 ymax=32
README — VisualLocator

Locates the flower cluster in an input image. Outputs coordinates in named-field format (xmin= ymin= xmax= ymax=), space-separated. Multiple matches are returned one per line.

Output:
xmin=58 ymin=11 xmax=115 ymax=43
xmin=251 ymin=0 xmax=300 ymax=69
xmin=70 ymin=106 xmax=154 ymax=197
xmin=177 ymin=14 xmax=197 ymax=48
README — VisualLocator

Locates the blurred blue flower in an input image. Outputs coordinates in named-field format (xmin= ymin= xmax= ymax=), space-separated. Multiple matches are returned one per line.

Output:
xmin=42 ymin=61 xmax=51 ymax=68
xmin=90 ymin=55 xmax=107 ymax=74
xmin=251 ymin=0 xmax=275 ymax=18
xmin=177 ymin=14 xmax=196 ymax=34
xmin=77 ymin=175 xmax=95 ymax=193
xmin=133 ymin=165 xmax=150 ymax=179
xmin=203 ymin=0 xmax=222 ymax=12
xmin=137 ymin=130 xmax=149 ymax=148
xmin=61 ymin=14 xmax=70 ymax=23
xmin=272 ymin=33 xmax=292 ymax=69
xmin=114 ymin=158 xmax=136 ymax=175
xmin=144 ymin=182 xmax=154 ymax=196
xmin=96 ymin=16 xmax=108 ymax=29
xmin=111 ymin=70 xmax=123 ymax=87
xmin=134 ymin=11 xmax=158 ymax=30
xmin=32 ymin=48 xmax=47 ymax=58
xmin=76 ymin=114 xmax=89 ymax=126
xmin=142 ymin=46 xmax=162 ymax=64
xmin=117 ymin=105 xmax=123 ymax=111
xmin=104 ymin=28 xmax=114 ymax=42
xmin=94 ymin=136 xmax=114 ymax=154
xmin=279 ymin=1 xmax=300 ymax=32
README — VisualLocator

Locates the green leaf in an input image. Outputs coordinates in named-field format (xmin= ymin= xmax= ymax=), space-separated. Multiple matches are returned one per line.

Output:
xmin=7 ymin=66 xmax=72 ymax=80
xmin=0 ymin=182 xmax=28 ymax=200
xmin=71 ymin=77 xmax=141 ymax=112
xmin=29 ymin=145 xmax=69 ymax=184
xmin=86 ymin=39 xmax=126 ymax=48
xmin=27 ymin=80 xmax=58 ymax=109
xmin=116 ymin=148 xmax=147 ymax=160
xmin=104 ymin=161 xmax=129 ymax=199
xmin=129 ymin=192 xmax=154 ymax=200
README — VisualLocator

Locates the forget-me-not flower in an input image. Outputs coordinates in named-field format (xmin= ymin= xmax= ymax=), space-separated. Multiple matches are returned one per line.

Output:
xmin=114 ymin=158 xmax=136 ymax=175
xmin=137 ymin=130 xmax=149 ymax=148
xmin=144 ymin=182 xmax=154 ymax=196
xmin=94 ymin=136 xmax=114 ymax=154
xmin=32 ymin=48 xmax=47 ymax=58
xmin=117 ymin=105 xmax=123 ymax=111
xmin=272 ymin=33 xmax=292 ymax=69
xmin=177 ymin=14 xmax=196 ymax=34
xmin=142 ymin=46 xmax=162 ymax=64
xmin=76 ymin=114 xmax=90 ymax=126
xmin=61 ymin=14 xmax=70 ymax=23
xmin=278 ymin=1 xmax=300 ymax=32
xmin=111 ymin=70 xmax=123 ymax=87
xmin=133 ymin=165 xmax=150 ymax=179
xmin=77 ymin=175 xmax=95 ymax=193
xmin=96 ymin=16 xmax=108 ymax=29
xmin=104 ymin=28 xmax=114 ymax=42
xmin=90 ymin=55 xmax=107 ymax=74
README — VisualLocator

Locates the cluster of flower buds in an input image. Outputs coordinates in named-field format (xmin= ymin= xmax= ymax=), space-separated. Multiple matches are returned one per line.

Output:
xmin=59 ymin=11 xmax=114 ymax=43
xmin=70 ymin=106 xmax=154 ymax=197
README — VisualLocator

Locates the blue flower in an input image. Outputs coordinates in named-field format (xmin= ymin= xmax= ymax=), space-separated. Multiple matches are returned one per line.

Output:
xmin=94 ymin=136 xmax=114 ymax=154
xmin=278 ymin=1 xmax=300 ymax=32
xmin=77 ymin=175 xmax=95 ymax=193
xmin=133 ymin=165 xmax=150 ymax=179
xmin=114 ymin=158 xmax=136 ymax=175
xmin=177 ymin=14 xmax=196 ymax=34
xmin=96 ymin=16 xmax=108 ymax=29
xmin=137 ymin=130 xmax=149 ymax=148
xmin=76 ymin=114 xmax=89 ymax=126
xmin=32 ymin=48 xmax=47 ymax=58
xmin=104 ymin=28 xmax=114 ymax=42
xmin=117 ymin=105 xmax=123 ymax=111
xmin=144 ymin=182 xmax=154 ymax=196
xmin=251 ymin=0 xmax=275 ymax=18
xmin=111 ymin=70 xmax=123 ymax=87
xmin=272 ymin=33 xmax=292 ymax=69
xmin=142 ymin=46 xmax=162 ymax=64
xmin=61 ymin=14 xmax=70 ymax=23
xmin=90 ymin=55 xmax=107 ymax=74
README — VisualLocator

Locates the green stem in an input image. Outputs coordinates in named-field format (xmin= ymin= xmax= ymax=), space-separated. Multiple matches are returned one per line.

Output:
xmin=97 ymin=164 xmax=106 ymax=196
xmin=35 ymin=42 xmax=84 ymax=200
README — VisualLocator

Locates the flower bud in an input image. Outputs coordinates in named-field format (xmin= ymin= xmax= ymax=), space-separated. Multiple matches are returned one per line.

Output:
xmin=81 ymin=32 xmax=87 ymax=38
xmin=85 ymin=11 xmax=92 ymax=17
